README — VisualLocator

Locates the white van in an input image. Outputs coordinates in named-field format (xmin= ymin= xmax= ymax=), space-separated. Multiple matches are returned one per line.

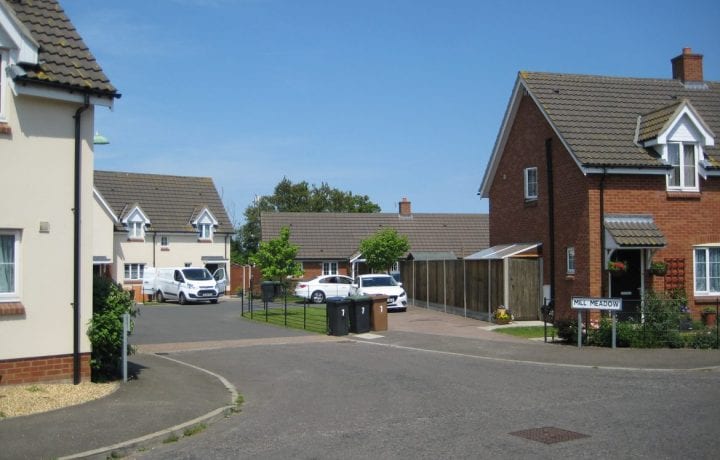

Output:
xmin=146 ymin=267 xmax=221 ymax=304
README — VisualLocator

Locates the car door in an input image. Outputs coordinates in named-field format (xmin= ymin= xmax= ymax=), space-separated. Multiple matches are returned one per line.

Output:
xmin=337 ymin=276 xmax=353 ymax=297
xmin=213 ymin=267 xmax=227 ymax=295
xmin=321 ymin=276 xmax=338 ymax=298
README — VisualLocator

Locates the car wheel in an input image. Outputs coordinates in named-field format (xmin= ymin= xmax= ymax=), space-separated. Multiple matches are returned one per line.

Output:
xmin=156 ymin=291 xmax=165 ymax=303
xmin=311 ymin=290 xmax=325 ymax=304
xmin=179 ymin=293 xmax=187 ymax=305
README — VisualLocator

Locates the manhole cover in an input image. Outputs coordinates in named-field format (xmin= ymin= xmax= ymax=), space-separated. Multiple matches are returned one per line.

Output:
xmin=510 ymin=426 xmax=590 ymax=444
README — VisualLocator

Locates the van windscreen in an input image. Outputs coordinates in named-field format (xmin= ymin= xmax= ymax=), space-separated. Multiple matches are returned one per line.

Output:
xmin=182 ymin=269 xmax=212 ymax=281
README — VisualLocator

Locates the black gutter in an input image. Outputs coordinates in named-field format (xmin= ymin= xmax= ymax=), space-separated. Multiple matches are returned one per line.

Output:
xmin=73 ymin=94 xmax=90 ymax=385
xmin=545 ymin=138 xmax=556 ymax=305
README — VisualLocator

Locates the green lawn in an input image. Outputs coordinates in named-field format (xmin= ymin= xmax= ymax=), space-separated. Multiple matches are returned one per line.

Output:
xmin=242 ymin=304 xmax=327 ymax=334
xmin=493 ymin=326 xmax=555 ymax=339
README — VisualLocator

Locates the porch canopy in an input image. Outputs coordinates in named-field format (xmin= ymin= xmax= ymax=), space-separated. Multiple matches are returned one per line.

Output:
xmin=604 ymin=215 xmax=666 ymax=250
xmin=465 ymin=243 xmax=541 ymax=260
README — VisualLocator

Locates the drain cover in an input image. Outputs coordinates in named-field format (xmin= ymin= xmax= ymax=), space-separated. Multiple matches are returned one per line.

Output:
xmin=510 ymin=426 xmax=590 ymax=444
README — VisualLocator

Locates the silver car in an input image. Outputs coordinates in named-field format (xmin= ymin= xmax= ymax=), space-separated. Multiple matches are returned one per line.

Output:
xmin=294 ymin=275 xmax=354 ymax=303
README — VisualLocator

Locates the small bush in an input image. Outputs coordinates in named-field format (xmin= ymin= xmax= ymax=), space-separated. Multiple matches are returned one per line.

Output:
xmin=555 ymin=319 xmax=579 ymax=342
xmin=88 ymin=276 xmax=137 ymax=381
xmin=688 ymin=329 xmax=719 ymax=349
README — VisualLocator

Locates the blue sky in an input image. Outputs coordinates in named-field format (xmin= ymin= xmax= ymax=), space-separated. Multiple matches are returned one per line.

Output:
xmin=63 ymin=0 xmax=720 ymax=222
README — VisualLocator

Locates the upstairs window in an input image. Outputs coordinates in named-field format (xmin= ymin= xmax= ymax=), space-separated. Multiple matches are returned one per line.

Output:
xmin=122 ymin=206 xmax=150 ymax=241
xmin=566 ymin=247 xmax=575 ymax=275
xmin=198 ymin=223 xmax=213 ymax=240
xmin=524 ymin=167 xmax=538 ymax=200
xmin=128 ymin=221 xmax=144 ymax=239
xmin=667 ymin=143 xmax=698 ymax=191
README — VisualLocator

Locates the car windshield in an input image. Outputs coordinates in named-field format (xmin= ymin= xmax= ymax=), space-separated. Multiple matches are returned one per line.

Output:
xmin=182 ymin=268 xmax=212 ymax=281
xmin=362 ymin=276 xmax=396 ymax=287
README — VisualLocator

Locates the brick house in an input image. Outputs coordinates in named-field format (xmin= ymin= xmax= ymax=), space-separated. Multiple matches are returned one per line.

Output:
xmin=1 ymin=0 xmax=119 ymax=384
xmin=261 ymin=198 xmax=488 ymax=279
xmin=479 ymin=48 xmax=719 ymax=321
xmin=93 ymin=171 xmax=234 ymax=299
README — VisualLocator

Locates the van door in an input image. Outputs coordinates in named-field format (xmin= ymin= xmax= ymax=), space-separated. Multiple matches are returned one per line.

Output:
xmin=165 ymin=269 xmax=183 ymax=299
xmin=213 ymin=267 xmax=227 ymax=295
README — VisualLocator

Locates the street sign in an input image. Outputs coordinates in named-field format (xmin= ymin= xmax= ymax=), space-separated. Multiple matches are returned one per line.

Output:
xmin=571 ymin=297 xmax=622 ymax=311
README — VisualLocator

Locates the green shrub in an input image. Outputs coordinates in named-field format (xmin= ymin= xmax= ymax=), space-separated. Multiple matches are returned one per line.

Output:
xmin=87 ymin=276 xmax=137 ymax=380
xmin=688 ymin=329 xmax=719 ymax=349
xmin=555 ymin=319 xmax=580 ymax=342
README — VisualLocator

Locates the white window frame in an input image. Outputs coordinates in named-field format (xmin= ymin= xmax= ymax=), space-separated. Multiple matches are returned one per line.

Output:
xmin=322 ymin=262 xmax=338 ymax=276
xmin=694 ymin=246 xmax=720 ymax=296
xmin=524 ymin=167 xmax=538 ymax=200
xmin=0 ymin=50 xmax=6 ymax=122
xmin=666 ymin=142 xmax=699 ymax=191
xmin=0 ymin=230 xmax=20 ymax=300
xmin=129 ymin=221 xmax=144 ymax=239
xmin=124 ymin=263 xmax=145 ymax=281
xmin=566 ymin=247 xmax=575 ymax=275
xmin=160 ymin=236 xmax=169 ymax=247
xmin=198 ymin=223 xmax=213 ymax=240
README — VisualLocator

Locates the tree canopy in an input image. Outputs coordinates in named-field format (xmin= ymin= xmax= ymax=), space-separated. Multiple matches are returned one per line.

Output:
xmin=233 ymin=177 xmax=380 ymax=263
xmin=249 ymin=226 xmax=303 ymax=282
xmin=358 ymin=228 xmax=410 ymax=273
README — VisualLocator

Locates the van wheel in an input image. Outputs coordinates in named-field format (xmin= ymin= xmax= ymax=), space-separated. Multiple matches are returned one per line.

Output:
xmin=156 ymin=291 xmax=165 ymax=303
xmin=179 ymin=293 xmax=187 ymax=305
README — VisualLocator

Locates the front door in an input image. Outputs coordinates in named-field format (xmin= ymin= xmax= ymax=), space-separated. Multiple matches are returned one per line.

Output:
xmin=610 ymin=249 xmax=642 ymax=321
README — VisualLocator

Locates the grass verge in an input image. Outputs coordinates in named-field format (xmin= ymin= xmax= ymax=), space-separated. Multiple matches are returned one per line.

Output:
xmin=493 ymin=326 xmax=555 ymax=339
xmin=241 ymin=304 xmax=327 ymax=334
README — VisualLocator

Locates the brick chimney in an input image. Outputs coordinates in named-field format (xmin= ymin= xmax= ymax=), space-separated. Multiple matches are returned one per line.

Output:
xmin=398 ymin=197 xmax=412 ymax=217
xmin=671 ymin=47 xmax=703 ymax=82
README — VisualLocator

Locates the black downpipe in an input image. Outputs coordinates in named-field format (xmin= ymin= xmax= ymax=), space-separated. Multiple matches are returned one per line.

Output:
xmin=599 ymin=169 xmax=607 ymax=297
xmin=545 ymin=138 xmax=556 ymax=306
xmin=73 ymin=94 xmax=90 ymax=384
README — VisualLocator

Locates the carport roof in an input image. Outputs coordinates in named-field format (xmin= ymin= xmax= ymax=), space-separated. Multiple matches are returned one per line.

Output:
xmin=465 ymin=243 xmax=541 ymax=260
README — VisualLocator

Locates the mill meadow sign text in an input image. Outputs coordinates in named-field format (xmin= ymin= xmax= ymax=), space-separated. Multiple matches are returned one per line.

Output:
xmin=571 ymin=297 xmax=622 ymax=311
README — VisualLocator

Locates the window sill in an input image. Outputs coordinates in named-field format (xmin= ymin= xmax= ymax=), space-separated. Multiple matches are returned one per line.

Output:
xmin=160 ymin=247 xmax=170 ymax=251
xmin=197 ymin=239 xmax=212 ymax=243
xmin=694 ymin=296 xmax=720 ymax=304
xmin=0 ymin=302 xmax=26 ymax=316
xmin=127 ymin=238 xmax=145 ymax=242
xmin=124 ymin=280 xmax=142 ymax=285
xmin=565 ymin=274 xmax=575 ymax=280
xmin=666 ymin=191 xmax=701 ymax=200
xmin=0 ymin=123 xmax=11 ymax=135
xmin=524 ymin=199 xmax=538 ymax=208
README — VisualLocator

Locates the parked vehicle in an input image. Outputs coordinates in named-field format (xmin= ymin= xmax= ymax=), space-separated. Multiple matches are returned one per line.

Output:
xmin=144 ymin=267 xmax=223 ymax=304
xmin=294 ymin=275 xmax=354 ymax=303
xmin=350 ymin=274 xmax=407 ymax=311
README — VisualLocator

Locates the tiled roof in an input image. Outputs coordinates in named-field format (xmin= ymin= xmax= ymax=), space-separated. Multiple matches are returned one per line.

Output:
xmin=94 ymin=171 xmax=234 ymax=234
xmin=521 ymin=72 xmax=720 ymax=168
xmin=604 ymin=215 xmax=666 ymax=248
xmin=7 ymin=0 xmax=118 ymax=97
xmin=261 ymin=212 xmax=489 ymax=260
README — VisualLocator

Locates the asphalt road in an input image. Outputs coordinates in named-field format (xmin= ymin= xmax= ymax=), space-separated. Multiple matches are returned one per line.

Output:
xmin=131 ymin=299 xmax=720 ymax=459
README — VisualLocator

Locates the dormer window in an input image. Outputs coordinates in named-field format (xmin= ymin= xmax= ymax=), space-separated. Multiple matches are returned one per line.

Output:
xmin=122 ymin=205 xmax=150 ymax=241
xmin=192 ymin=207 xmax=218 ymax=242
xmin=667 ymin=142 xmax=698 ymax=190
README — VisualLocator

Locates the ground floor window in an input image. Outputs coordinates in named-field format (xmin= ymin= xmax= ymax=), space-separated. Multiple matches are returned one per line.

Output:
xmin=322 ymin=262 xmax=338 ymax=275
xmin=566 ymin=247 xmax=575 ymax=274
xmin=695 ymin=246 xmax=720 ymax=295
xmin=124 ymin=263 xmax=145 ymax=282
xmin=0 ymin=231 xmax=19 ymax=298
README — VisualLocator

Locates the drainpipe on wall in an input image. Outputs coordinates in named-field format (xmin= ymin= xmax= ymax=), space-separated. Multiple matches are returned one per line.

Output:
xmin=599 ymin=169 xmax=607 ymax=297
xmin=73 ymin=94 xmax=90 ymax=385
xmin=545 ymin=138 xmax=556 ymax=305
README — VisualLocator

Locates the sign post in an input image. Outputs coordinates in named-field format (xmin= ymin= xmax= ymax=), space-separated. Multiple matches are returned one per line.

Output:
xmin=571 ymin=297 xmax=622 ymax=349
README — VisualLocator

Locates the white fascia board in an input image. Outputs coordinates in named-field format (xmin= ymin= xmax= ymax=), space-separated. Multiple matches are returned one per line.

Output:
xmin=93 ymin=187 xmax=119 ymax=223
xmin=10 ymin=80 xmax=115 ymax=108
xmin=478 ymin=76 xmax=524 ymax=198
xmin=0 ymin=2 xmax=39 ymax=64
xmin=657 ymin=101 xmax=715 ymax=146
xmin=193 ymin=208 xmax=219 ymax=226
xmin=122 ymin=205 xmax=151 ymax=225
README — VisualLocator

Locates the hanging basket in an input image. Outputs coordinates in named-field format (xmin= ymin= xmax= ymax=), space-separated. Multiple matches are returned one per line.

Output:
xmin=649 ymin=267 xmax=667 ymax=276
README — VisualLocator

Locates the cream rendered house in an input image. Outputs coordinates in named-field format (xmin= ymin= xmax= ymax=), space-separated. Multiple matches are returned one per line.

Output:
xmin=0 ymin=0 xmax=119 ymax=384
xmin=93 ymin=171 xmax=234 ymax=299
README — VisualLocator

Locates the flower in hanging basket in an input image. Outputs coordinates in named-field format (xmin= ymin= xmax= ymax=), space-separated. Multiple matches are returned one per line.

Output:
xmin=607 ymin=261 xmax=627 ymax=272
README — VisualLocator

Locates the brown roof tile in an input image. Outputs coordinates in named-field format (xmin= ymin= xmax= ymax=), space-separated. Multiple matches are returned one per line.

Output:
xmin=261 ymin=212 xmax=489 ymax=260
xmin=94 ymin=171 xmax=234 ymax=234
xmin=7 ymin=0 xmax=118 ymax=98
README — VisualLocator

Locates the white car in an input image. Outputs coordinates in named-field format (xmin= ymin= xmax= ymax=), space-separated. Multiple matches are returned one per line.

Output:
xmin=351 ymin=274 xmax=407 ymax=311
xmin=294 ymin=275 xmax=354 ymax=304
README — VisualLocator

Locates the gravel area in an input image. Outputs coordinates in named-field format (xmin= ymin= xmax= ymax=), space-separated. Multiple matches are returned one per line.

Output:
xmin=0 ymin=382 xmax=118 ymax=419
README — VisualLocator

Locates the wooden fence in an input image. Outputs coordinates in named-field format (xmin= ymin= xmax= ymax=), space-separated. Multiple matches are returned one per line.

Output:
xmin=399 ymin=258 xmax=542 ymax=321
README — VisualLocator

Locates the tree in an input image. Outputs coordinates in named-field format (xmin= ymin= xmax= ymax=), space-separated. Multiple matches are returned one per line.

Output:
xmin=249 ymin=226 xmax=303 ymax=283
xmin=234 ymin=177 xmax=380 ymax=262
xmin=358 ymin=228 xmax=410 ymax=273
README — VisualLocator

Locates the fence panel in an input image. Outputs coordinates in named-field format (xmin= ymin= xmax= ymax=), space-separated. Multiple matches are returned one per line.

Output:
xmin=509 ymin=258 xmax=541 ymax=320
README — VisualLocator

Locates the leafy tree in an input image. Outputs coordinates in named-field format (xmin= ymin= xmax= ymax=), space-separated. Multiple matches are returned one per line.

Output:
xmin=358 ymin=228 xmax=410 ymax=273
xmin=88 ymin=276 xmax=137 ymax=380
xmin=234 ymin=177 xmax=380 ymax=262
xmin=250 ymin=226 xmax=303 ymax=284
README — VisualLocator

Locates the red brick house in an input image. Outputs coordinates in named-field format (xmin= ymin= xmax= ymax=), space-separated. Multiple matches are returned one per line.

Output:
xmin=479 ymin=48 xmax=719 ymax=321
